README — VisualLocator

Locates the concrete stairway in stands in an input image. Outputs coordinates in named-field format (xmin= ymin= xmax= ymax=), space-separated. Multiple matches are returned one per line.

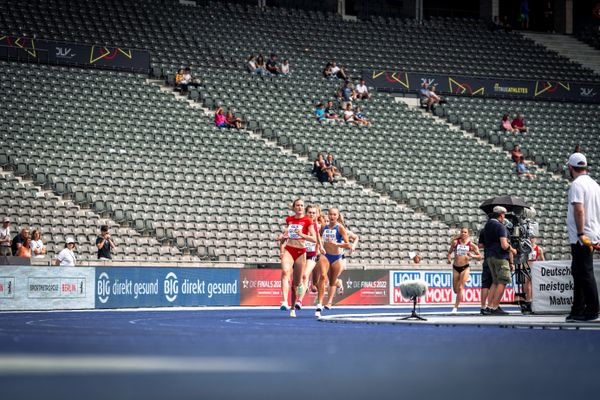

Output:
xmin=521 ymin=32 xmax=600 ymax=76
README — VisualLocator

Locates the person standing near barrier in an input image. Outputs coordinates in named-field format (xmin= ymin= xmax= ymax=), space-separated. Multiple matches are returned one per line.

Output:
xmin=478 ymin=227 xmax=494 ymax=315
xmin=97 ymin=225 xmax=116 ymax=260
xmin=565 ymin=153 xmax=600 ymax=322
xmin=447 ymin=227 xmax=481 ymax=313
xmin=55 ymin=237 xmax=76 ymax=267
xmin=277 ymin=199 xmax=316 ymax=317
xmin=482 ymin=206 xmax=517 ymax=315
xmin=0 ymin=217 xmax=11 ymax=257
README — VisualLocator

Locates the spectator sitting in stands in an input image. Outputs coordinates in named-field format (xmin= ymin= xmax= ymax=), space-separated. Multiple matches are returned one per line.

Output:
xmin=489 ymin=16 xmax=503 ymax=31
xmin=175 ymin=68 xmax=184 ymax=90
xmin=226 ymin=111 xmax=242 ymax=129
xmin=312 ymin=154 xmax=328 ymax=183
xmin=511 ymin=144 xmax=524 ymax=163
xmin=0 ymin=217 xmax=11 ymax=257
xmin=500 ymin=113 xmax=519 ymax=133
xmin=215 ymin=107 xmax=228 ymax=128
xmin=324 ymin=153 xmax=341 ymax=183
xmin=339 ymin=81 xmax=356 ymax=108
xmin=511 ymin=112 xmax=528 ymax=133
xmin=180 ymin=67 xmax=199 ymax=95
xmin=355 ymin=79 xmax=371 ymax=100
xmin=501 ymin=15 xmax=512 ymax=32
xmin=511 ymin=145 xmax=534 ymax=165
xmin=354 ymin=106 xmax=370 ymax=126
xmin=429 ymin=85 xmax=445 ymax=105
xmin=323 ymin=60 xmax=334 ymax=78
xmin=343 ymin=103 xmax=355 ymax=123
xmin=313 ymin=103 xmax=326 ymax=124
xmin=516 ymin=156 xmax=535 ymax=179
xmin=246 ymin=55 xmax=257 ymax=73
xmin=330 ymin=61 xmax=348 ymax=80
xmin=419 ymin=83 xmax=439 ymax=112
xmin=325 ymin=100 xmax=339 ymax=120
xmin=266 ymin=54 xmax=280 ymax=75
xmin=16 ymin=237 xmax=31 ymax=258
xmin=280 ymin=59 xmax=290 ymax=75
xmin=256 ymin=55 xmax=267 ymax=75
xmin=30 ymin=229 xmax=46 ymax=258
xmin=11 ymin=228 xmax=29 ymax=256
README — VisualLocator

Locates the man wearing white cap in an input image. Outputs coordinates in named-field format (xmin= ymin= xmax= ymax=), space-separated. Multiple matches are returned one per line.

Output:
xmin=55 ymin=237 xmax=76 ymax=267
xmin=0 ymin=217 xmax=11 ymax=257
xmin=566 ymin=153 xmax=600 ymax=322
xmin=481 ymin=205 xmax=517 ymax=315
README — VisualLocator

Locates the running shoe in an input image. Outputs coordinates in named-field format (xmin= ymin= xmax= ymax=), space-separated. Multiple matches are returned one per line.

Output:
xmin=280 ymin=302 xmax=290 ymax=311
xmin=451 ymin=307 xmax=457 ymax=314
xmin=480 ymin=308 xmax=492 ymax=315
xmin=294 ymin=301 xmax=302 ymax=311
xmin=565 ymin=314 xmax=580 ymax=322
xmin=315 ymin=304 xmax=323 ymax=317
xmin=490 ymin=307 xmax=509 ymax=315
xmin=310 ymin=284 xmax=317 ymax=293
xmin=290 ymin=309 xmax=296 ymax=318
xmin=337 ymin=280 xmax=344 ymax=295
xmin=324 ymin=304 xmax=332 ymax=310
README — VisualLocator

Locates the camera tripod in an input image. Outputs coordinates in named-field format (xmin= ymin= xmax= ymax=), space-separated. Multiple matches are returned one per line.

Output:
xmin=512 ymin=261 xmax=532 ymax=314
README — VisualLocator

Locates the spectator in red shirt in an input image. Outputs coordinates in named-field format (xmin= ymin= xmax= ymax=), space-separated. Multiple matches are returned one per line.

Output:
xmin=511 ymin=112 xmax=528 ymax=133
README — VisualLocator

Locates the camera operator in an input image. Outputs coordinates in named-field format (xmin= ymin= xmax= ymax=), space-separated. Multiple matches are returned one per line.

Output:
xmin=566 ymin=153 xmax=600 ymax=322
xmin=478 ymin=227 xmax=494 ymax=315
xmin=96 ymin=225 xmax=116 ymax=260
xmin=482 ymin=206 xmax=517 ymax=315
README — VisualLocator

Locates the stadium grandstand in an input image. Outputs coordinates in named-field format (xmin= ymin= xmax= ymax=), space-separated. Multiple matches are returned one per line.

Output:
xmin=3 ymin=2 xmax=600 ymax=399
xmin=0 ymin=0 xmax=599 ymax=266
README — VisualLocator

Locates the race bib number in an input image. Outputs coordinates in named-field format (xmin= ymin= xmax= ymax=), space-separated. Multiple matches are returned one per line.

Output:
xmin=306 ymin=241 xmax=316 ymax=252
xmin=456 ymin=244 xmax=469 ymax=257
xmin=288 ymin=224 xmax=302 ymax=239
xmin=322 ymin=229 xmax=337 ymax=243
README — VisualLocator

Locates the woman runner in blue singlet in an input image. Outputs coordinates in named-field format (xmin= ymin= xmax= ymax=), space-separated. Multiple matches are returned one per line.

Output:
xmin=315 ymin=208 xmax=351 ymax=316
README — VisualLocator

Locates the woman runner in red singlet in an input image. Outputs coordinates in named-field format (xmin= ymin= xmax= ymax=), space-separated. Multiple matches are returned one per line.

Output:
xmin=447 ymin=227 xmax=481 ymax=313
xmin=277 ymin=198 xmax=316 ymax=317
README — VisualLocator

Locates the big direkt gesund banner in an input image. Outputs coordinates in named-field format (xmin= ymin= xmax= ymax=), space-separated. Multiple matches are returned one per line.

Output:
xmin=531 ymin=260 xmax=600 ymax=314
xmin=389 ymin=270 xmax=515 ymax=305
xmin=363 ymin=70 xmax=600 ymax=103
xmin=0 ymin=266 xmax=95 ymax=311
xmin=95 ymin=267 xmax=240 ymax=308
xmin=0 ymin=35 xmax=150 ymax=73
xmin=240 ymin=269 xmax=389 ymax=306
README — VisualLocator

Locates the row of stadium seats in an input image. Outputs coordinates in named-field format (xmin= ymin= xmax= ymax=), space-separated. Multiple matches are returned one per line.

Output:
xmin=1 ymin=0 xmax=597 ymax=82
xmin=0 ymin=60 xmax=457 ymax=263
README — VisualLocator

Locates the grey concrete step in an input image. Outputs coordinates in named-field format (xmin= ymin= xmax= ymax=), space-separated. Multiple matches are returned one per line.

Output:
xmin=521 ymin=32 xmax=600 ymax=76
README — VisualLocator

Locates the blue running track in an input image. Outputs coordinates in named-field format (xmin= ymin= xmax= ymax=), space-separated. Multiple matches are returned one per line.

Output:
xmin=0 ymin=307 xmax=599 ymax=400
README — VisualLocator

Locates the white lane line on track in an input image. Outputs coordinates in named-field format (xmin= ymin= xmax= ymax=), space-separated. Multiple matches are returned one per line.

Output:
xmin=0 ymin=354 xmax=290 ymax=375
xmin=0 ymin=305 xmax=421 ymax=314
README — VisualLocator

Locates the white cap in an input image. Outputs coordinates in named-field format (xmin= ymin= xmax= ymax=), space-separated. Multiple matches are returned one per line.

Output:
xmin=408 ymin=251 xmax=416 ymax=259
xmin=493 ymin=206 xmax=507 ymax=214
xmin=2 ymin=217 xmax=10 ymax=223
xmin=65 ymin=237 xmax=76 ymax=244
xmin=567 ymin=152 xmax=587 ymax=168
